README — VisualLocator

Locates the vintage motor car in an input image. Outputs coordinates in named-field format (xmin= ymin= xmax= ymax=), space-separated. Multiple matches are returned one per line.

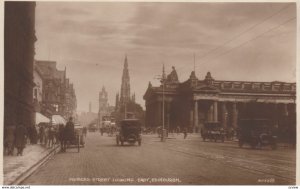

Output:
xmin=238 ymin=119 xmax=277 ymax=150
xmin=201 ymin=122 xmax=225 ymax=142
xmin=116 ymin=119 xmax=142 ymax=146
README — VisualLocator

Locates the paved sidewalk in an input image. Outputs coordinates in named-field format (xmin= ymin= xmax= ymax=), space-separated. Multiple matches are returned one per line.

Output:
xmin=3 ymin=144 xmax=60 ymax=185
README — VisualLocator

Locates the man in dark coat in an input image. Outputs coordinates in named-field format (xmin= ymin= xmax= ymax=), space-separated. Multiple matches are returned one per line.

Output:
xmin=58 ymin=124 xmax=65 ymax=152
xmin=15 ymin=124 xmax=27 ymax=156
xmin=64 ymin=117 xmax=75 ymax=147
xmin=5 ymin=125 xmax=16 ymax=155
xmin=183 ymin=127 xmax=188 ymax=139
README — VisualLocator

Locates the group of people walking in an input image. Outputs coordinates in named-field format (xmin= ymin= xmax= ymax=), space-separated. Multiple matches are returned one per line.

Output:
xmin=39 ymin=117 xmax=76 ymax=152
xmin=38 ymin=124 xmax=60 ymax=148
xmin=4 ymin=124 xmax=29 ymax=156
xmin=4 ymin=117 xmax=76 ymax=156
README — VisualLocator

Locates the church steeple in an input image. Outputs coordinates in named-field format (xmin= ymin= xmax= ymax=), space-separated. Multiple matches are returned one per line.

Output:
xmin=120 ymin=55 xmax=131 ymax=106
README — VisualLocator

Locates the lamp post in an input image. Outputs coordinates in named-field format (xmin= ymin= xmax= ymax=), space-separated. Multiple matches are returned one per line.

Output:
xmin=154 ymin=64 xmax=166 ymax=142
xmin=161 ymin=77 xmax=165 ymax=142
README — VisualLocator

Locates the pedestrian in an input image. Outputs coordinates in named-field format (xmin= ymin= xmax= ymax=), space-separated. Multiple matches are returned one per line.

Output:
xmin=48 ymin=126 xmax=55 ymax=148
xmin=44 ymin=125 xmax=49 ymax=147
xmin=100 ymin=127 xmax=104 ymax=136
xmin=31 ymin=126 xmax=38 ymax=144
xmin=64 ymin=117 xmax=75 ymax=147
xmin=58 ymin=124 xmax=66 ymax=152
xmin=83 ymin=127 xmax=87 ymax=137
xmin=4 ymin=125 xmax=15 ymax=156
xmin=38 ymin=124 xmax=45 ymax=144
xmin=177 ymin=126 xmax=180 ymax=135
xmin=14 ymin=124 xmax=27 ymax=156
xmin=183 ymin=128 xmax=188 ymax=139
xmin=27 ymin=126 xmax=33 ymax=144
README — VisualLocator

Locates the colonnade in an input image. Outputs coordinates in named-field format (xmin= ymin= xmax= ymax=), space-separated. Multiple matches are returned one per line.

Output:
xmin=145 ymin=98 xmax=295 ymax=133
xmin=191 ymin=100 xmax=294 ymax=132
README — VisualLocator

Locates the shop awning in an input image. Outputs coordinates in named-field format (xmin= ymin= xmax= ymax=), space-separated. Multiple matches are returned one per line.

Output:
xmin=52 ymin=115 xmax=66 ymax=125
xmin=35 ymin=112 xmax=50 ymax=125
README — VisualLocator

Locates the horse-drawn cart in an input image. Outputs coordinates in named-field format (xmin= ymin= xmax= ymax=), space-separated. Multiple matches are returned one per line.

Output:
xmin=65 ymin=123 xmax=85 ymax=152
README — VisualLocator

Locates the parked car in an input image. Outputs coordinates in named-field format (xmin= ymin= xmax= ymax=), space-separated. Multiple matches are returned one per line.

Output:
xmin=201 ymin=122 xmax=225 ymax=142
xmin=238 ymin=119 xmax=277 ymax=150
xmin=116 ymin=119 xmax=142 ymax=146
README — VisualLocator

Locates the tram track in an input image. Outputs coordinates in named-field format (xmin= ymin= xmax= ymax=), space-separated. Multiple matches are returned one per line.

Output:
xmin=142 ymin=137 xmax=295 ymax=183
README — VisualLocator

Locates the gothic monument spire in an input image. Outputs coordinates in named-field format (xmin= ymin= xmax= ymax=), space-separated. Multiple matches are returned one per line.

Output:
xmin=120 ymin=55 xmax=131 ymax=106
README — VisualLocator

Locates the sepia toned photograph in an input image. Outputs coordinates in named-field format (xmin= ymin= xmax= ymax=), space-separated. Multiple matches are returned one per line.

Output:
xmin=2 ymin=1 xmax=297 ymax=186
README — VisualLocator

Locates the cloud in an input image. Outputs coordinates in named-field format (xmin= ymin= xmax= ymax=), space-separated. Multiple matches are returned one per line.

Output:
xmin=35 ymin=2 xmax=296 ymax=111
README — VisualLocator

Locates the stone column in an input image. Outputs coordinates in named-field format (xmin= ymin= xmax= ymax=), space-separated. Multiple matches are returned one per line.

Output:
xmin=283 ymin=103 xmax=288 ymax=116
xmin=207 ymin=102 xmax=214 ymax=122
xmin=273 ymin=103 xmax=278 ymax=127
xmin=157 ymin=101 xmax=162 ymax=127
xmin=190 ymin=103 xmax=194 ymax=129
xmin=166 ymin=101 xmax=170 ymax=132
xmin=221 ymin=102 xmax=228 ymax=129
xmin=194 ymin=100 xmax=198 ymax=133
xmin=232 ymin=102 xmax=238 ymax=128
xmin=151 ymin=103 xmax=155 ymax=128
xmin=213 ymin=101 xmax=218 ymax=122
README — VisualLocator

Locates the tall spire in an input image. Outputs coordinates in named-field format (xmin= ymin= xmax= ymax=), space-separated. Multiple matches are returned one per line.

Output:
xmin=120 ymin=55 xmax=131 ymax=106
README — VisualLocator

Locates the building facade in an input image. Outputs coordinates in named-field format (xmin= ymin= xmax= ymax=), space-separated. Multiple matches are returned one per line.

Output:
xmin=144 ymin=67 xmax=296 ymax=140
xmin=33 ymin=63 xmax=43 ymax=112
xmin=4 ymin=2 xmax=36 ymax=128
xmin=65 ymin=81 xmax=77 ymax=118
xmin=35 ymin=60 xmax=77 ymax=119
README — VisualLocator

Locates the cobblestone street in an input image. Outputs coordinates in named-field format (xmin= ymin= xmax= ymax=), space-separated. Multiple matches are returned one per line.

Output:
xmin=22 ymin=132 xmax=296 ymax=185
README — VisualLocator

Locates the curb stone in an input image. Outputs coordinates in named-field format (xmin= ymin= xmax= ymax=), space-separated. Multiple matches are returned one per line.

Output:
xmin=10 ymin=145 xmax=60 ymax=185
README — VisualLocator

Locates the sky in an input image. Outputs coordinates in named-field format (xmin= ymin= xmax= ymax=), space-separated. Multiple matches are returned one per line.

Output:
xmin=34 ymin=2 xmax=297 ymax=113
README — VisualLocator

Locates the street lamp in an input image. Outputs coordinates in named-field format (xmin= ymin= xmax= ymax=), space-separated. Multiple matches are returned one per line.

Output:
xmin=155 ymin=64 xmax=166 ymax=142
xmin=161 ymin=77 xmax=165 ymax=142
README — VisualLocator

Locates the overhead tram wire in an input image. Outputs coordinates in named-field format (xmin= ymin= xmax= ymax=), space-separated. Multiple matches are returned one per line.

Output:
xmin=174 ymin=4 xmax=293 ymax=76
xmin=175 ymin=16 xmax=296 ymax=81
xmin=193 ymin=16 xmax=296 ymax=71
